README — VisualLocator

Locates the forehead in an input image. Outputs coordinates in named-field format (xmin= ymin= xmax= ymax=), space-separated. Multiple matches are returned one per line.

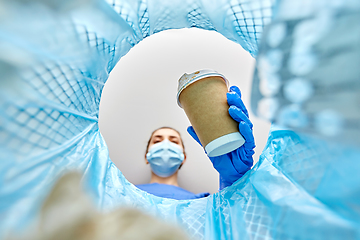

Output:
xmin=151 ymin=128 xmax=181 ymax=139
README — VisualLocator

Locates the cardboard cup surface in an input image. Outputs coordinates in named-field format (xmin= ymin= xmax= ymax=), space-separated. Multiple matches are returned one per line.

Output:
xmin=178 ymin=76 xmax=239 ymax=147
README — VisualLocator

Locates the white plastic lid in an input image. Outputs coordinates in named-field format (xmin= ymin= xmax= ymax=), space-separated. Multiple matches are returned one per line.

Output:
xmin=177 ymin=69 xmax=229 ymax=108
xmin=205 ymin=132 xmax=245 ymax=157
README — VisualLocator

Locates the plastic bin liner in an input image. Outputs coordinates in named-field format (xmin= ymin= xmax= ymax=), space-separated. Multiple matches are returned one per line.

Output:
xmin=0 ymin=0 xmax=359 ymax=239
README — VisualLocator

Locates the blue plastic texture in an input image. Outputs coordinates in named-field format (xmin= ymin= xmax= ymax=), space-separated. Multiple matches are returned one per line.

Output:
xmin=0 ymin=0 xmax=359 ymax=240
xmin=251 ymin=0 xmax=360 ymax=148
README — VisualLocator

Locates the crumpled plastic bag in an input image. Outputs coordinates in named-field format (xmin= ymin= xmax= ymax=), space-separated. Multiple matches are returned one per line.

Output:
xmin=0 ymin=0 xmax=359 ymax=239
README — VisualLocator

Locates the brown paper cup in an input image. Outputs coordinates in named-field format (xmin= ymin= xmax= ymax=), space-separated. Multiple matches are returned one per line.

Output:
xmin=177 ymin=70 xmax=245 ymax=157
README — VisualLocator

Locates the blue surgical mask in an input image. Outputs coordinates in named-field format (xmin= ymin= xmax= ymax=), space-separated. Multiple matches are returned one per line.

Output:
xmin=146 ymin=139 xmax=185 ymax=178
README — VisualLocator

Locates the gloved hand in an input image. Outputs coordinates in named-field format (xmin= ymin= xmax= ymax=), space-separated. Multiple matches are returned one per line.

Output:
xmin=187 ymin=86 xmax=255 ymax=190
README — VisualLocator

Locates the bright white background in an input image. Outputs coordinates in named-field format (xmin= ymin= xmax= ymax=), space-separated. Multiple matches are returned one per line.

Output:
xmin=99 ymin=28 xmax=271 ymax=194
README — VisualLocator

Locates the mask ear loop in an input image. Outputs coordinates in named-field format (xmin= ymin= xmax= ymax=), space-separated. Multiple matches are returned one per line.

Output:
xmin=178 ymin=152 xmax=185 ymax=169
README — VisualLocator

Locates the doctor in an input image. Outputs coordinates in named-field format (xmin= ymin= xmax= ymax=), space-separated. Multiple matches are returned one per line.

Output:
xmin=136 ymin=86 xmax=255 ymax=199
xmin=136 ymin=126 xmax=210 ymax=200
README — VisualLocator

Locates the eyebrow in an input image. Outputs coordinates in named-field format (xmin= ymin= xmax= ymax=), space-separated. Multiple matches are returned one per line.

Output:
xmin=169 ymin=136 xmax=180 ymax=140
xmin=153 ymin=135 xmax=164 ymax=139
xmin=152 ymin=135 xmax=180 ymax=140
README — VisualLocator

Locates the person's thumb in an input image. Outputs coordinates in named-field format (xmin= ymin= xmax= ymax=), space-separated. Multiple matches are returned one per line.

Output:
xmin=187 ymin=126 xmax=203 ymax=147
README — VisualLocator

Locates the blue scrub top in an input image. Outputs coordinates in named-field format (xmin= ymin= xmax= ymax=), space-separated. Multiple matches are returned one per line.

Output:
xmin=136 ymin=183 xmax=210 ymax=200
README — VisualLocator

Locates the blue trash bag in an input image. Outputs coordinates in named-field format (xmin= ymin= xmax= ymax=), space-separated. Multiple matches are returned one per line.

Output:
xmin=0 ymin=0 xmax=359 ymax=239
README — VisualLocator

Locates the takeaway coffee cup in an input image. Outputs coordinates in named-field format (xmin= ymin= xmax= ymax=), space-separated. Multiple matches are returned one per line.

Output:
xmin=177 ymin=69 xmax=245 ymax=157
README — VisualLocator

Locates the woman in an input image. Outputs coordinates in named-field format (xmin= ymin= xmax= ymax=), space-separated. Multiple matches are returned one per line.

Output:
xmin=136 ymin=86 xmax=255 ymax=200
xmin=136 ymin=126 xmax=210 ymax=200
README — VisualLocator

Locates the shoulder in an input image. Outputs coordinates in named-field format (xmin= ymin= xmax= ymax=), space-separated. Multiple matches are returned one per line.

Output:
xmin=136 ymin=183 xmax=210 ymax=200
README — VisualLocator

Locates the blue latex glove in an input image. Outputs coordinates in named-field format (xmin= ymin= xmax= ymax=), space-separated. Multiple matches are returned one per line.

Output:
xmin=187 ymin=86 xmax=255 ymax=190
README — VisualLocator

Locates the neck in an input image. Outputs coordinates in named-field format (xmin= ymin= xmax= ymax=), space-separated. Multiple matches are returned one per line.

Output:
xmin=150 ymin=172 xmax=179 ymax=186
